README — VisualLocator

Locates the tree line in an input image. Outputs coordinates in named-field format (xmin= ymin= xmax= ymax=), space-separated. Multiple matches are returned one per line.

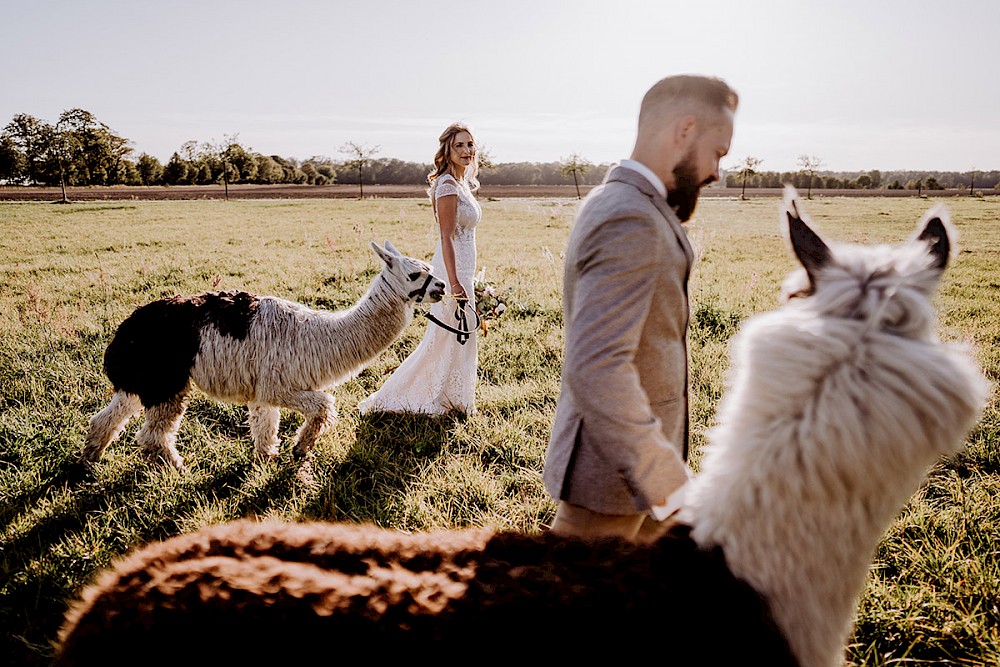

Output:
xmin=2 ymin=109 xmax=995 ymax=192
xmin=724 ymin=167 xmax=1000 ymax=192
xmin=728 ymin=155 xmax=999 ymax=195
xmin=0 ymin=109 xmax=610 ymax=190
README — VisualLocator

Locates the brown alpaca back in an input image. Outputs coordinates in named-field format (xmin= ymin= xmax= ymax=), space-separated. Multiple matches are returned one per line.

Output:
xmin=55 ymin=519 xmax=797 ymax=664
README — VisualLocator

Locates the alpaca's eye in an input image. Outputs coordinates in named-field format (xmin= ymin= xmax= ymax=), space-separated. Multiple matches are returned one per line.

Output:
xmin=408 ymin=272 xmax=422 ymax=280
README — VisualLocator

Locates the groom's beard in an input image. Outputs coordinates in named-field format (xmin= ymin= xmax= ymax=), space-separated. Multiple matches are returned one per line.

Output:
xmin=667 ymin=153 xmax=715 ymax=222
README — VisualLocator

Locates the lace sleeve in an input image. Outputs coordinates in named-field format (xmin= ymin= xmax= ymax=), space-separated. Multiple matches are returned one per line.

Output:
xmin=435 ymin=176 xmax=459 ymax=199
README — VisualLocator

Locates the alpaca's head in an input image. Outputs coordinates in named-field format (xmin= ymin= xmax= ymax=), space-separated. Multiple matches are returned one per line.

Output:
xmin=779 ymin=185 xmax=953 ymax=340
xmin=370 ymin=240 xmax=446 ymax=304
xmin=686 ymin=188 xmax=987 ymax=667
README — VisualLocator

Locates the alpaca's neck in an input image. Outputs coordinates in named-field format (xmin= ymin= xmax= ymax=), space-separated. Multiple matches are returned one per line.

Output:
xmin=680 ymin=310 xmax=986 ymax=667
xmin=348 ymin=277 xmax=414 ymax=350
xmin=298 ymin=276 xmax=413 ymax=385
xmin=686 ymin=454 xmax=921 ymax=667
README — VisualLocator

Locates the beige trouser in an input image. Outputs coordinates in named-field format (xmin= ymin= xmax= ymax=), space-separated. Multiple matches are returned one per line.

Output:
xmin=549 ymin=500 xmax=674 ymax=543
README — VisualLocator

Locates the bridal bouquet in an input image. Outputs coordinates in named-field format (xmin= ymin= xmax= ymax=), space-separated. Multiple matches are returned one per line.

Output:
xmin=472 ymin=269 xmax=508 ymax=333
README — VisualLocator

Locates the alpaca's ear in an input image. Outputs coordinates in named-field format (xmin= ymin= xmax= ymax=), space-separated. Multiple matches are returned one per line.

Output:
xmin=784 ymin=185 xmax=830 ymax=279
xmin=371 ymin=241 xmax=394 ymax=267
xmin=915 ymin=206 xmax=951 ymax=271
xmin=383 ymin=240 xmax=401 ymax=256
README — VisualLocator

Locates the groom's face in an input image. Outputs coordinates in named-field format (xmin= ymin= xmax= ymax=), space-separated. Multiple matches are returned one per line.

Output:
xmin=667 ymin=112 xmax=733 ymax=222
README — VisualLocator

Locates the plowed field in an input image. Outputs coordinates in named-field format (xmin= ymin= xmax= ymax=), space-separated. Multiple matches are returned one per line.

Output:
xmin=1 ymin=183 xmax=989 ymax=201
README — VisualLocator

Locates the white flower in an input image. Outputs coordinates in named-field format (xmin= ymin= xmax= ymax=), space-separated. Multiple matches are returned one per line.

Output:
xmin=471 ymin=267 xmax=510 ymax=321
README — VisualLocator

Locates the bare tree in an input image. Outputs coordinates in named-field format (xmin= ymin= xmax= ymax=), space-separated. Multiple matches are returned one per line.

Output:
xmin=208 ymin=133 xmax=243 ymax=200
xmin=559 ymin=153 xmax=592 ymax=199
xmin=797 ymin=154 xmax=824 ymax=199
xmin=735 ymin=156 xmax=763 ymax=200
xmin=339 ymin=141 xmax=380 ymax=198
xmin=47 ymin=119 xmax=80 ymax=203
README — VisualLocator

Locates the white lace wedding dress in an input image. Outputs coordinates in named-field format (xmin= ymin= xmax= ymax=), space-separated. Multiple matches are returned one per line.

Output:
xmin=358 ymin=174 xmax=482 ymax=415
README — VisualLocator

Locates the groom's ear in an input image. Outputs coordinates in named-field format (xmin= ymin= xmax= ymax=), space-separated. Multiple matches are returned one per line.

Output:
xmin=673 ymin=114 xmax=697 ymax=148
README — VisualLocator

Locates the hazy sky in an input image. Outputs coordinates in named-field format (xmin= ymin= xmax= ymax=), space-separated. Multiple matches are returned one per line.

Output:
xmin=3 ymin=0 xmax=998 ymax=173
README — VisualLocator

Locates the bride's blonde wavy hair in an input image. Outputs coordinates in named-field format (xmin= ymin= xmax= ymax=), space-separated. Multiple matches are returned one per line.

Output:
xmin=427 ymin=122 xmax=480 ymax=195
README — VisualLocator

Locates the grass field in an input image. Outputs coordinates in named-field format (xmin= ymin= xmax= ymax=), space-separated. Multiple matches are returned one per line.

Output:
xmin=1 ymin=194 xmax=998 ymax=665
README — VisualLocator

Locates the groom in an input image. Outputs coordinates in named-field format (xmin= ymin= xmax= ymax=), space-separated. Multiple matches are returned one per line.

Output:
xmin=544 ymin=74 xmax=738 ymax=541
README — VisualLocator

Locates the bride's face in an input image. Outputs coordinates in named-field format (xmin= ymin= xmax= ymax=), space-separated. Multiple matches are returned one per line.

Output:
xmin=449 ymin=131 xmax=475 ymax=172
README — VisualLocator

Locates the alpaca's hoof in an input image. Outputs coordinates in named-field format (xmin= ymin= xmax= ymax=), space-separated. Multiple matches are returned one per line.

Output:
xmin=80 ymin=441 xmax=106 ymax=463
xmin=78 ymin=450 xmax=101 ymax=465
xmin=146 ymin=450 xmax=187 ymax=473
xmin=253 ymin=446 xmax=280 ymax=462
xmin=164 ymin=458 xmax=188 ymax=473
xmin=292 ymin=445 xmax=315 ymax=461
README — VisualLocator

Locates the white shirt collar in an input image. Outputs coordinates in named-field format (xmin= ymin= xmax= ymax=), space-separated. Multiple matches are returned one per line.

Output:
xmin=618 ymin=159 xmax=666 ymax=199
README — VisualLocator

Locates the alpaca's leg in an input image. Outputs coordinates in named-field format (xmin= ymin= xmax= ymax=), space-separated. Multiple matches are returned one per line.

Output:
xmin=247 ymin=403 xmax=281 ymax=461
xmin=135 ymin=394 xmax=190 ymax=472
xmin=278 ymin=391 xmax=337 ymax=459
xmin=82 ymin=391 xmax=143 ymax=463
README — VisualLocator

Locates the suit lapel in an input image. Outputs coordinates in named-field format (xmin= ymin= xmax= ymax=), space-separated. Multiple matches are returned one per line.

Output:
xmin=605 ymin=165 xmax=695 ymax=273
xmin=650 ymin=192 xmax=695 ymax=272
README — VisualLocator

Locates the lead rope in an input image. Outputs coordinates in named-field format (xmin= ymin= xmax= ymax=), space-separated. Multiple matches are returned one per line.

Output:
xmin=384 ymin=272 xmax=478 ymax=343
xmin=424 ymin=297 xmax=481 ymax=345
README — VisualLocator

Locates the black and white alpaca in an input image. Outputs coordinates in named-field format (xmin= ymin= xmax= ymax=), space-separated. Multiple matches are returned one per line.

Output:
xmin=56 ymin=190 xmax=988 ymax=666
xmin=82 ymin=241 xmax=445 ymax=472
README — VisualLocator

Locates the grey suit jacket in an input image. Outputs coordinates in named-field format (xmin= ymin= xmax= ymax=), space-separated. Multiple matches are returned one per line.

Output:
xmin=543 ymin=165 xmax=693 ymax=515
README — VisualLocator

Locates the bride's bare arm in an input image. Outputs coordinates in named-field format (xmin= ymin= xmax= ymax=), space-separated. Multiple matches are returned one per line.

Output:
xmin=436 ymin=194 xmax=466 ymax=299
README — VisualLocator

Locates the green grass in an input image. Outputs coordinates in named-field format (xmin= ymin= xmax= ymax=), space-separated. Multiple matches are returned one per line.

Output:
xmin=1 ymin=195 xmax=998 ymax=665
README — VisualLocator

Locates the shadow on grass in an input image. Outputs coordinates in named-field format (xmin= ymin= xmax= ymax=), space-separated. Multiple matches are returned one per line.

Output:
xmin=298 ymin=410 xmax=465 ymax=522
xmin=0 ymin=449 xmax=295 ymax=666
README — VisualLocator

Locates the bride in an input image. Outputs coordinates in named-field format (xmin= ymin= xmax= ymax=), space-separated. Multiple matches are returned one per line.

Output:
xmin=358 ymin=122 xmax=482 ymax=416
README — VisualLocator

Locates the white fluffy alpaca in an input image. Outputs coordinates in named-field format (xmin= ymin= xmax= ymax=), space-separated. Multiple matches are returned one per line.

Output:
xmin=680 ymin=186 xmax=990 ymax=666
xmin=82 ymin=241 xmax=445 ymax=472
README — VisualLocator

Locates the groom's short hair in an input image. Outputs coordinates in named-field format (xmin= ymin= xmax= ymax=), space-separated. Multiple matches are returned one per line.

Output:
xmin=638 ymin=75 xmax=739 ymax=129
